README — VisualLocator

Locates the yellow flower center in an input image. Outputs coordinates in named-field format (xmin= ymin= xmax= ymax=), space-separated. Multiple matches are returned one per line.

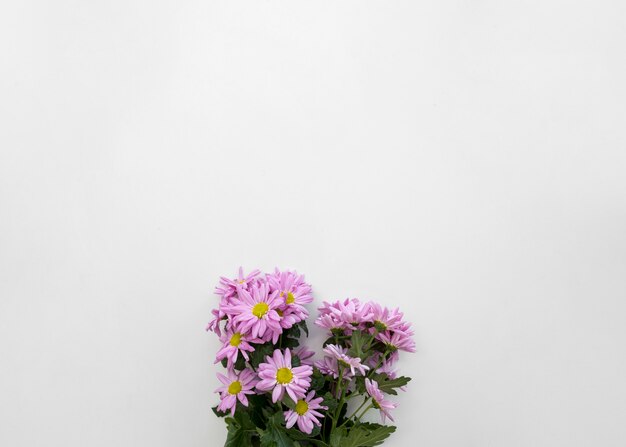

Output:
xmin=252 ymin=302 xmax=269 ymax=319
xmin=229 ymin=333 xmax=242 ymax=347
xmin=277 ymin=309 xmax=283 ymax=317
xmin=286 ymin=292 xmax=295 ymax=305
xmin=228 ymin=381 xmax=242 ymax=395
xmin=276 ymin=367 xmax=293 ymax=384
xmin=295 ymin=399 xmax=309 ymax=416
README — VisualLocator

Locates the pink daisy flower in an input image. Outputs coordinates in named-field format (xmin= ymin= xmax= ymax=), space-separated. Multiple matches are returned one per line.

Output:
xmin=363 ymin=302 xmax=406 ymax=333
xmin=215 ymin=266 xmax=261 ymax=300
xmin=284 ymin=391 xmax=327 ymax=434
xmin=377 ymin=330 xmax=416 ymax=353
xmin=315 ymin=298 xmax=374 ymax=332
xmin=322 ymin=344 xmax=370 ymax=376
xmin=223 ymin=282 xmax=283 ymax=341
xmin=314 ymin=355 xmax=340 ymax=379
xmin=214 ymin=329 xmax=259 ymax=367
xmin=276 ymin=306 xmax=305 ymax=331
xmin=215 ymin=368 xmax=258 ymax=416
xmin=365 ymin=378 xmax=398 ymax=423
xmin=256 ymin=349 xmax=313 ymax=403
xmin=267 ymin=268 xmax=313 ymax=312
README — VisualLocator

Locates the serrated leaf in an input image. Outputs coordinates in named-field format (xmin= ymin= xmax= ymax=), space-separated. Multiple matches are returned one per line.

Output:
xmin=224 ymin=423 xmax=253 ymax=447
xmin=347 ymin=330 xmax=373 ymax=360
xmin=341 ymin=423 xmax=396 ymax=447
xmin=299 ymin=321 xmax=309 ymax=337
xmin=259 ymin=412 xmax=295 ymax=447
xmin=234 ymin=352 xmax=246 ymax=371
xmin=310 ymin=369 xmax=326 ymax=391
xmin=373 ymin=375 xmax=411 ymax=396
xmin=249 ymin=342 xmax=275 ymax=369
xmin=321 ymin=392 xmax=338 ymax=413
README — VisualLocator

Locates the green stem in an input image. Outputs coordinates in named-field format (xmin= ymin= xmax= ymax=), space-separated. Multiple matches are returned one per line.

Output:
xmin=343 ymin=396 xmax=370 ymax=424
xmin=354 ymin=403 xmax=374 ymax=423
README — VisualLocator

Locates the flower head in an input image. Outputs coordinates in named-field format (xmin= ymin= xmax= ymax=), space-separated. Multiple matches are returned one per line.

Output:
xmin=222 ymin=282 xmax=283 ymax=341
xmin=363 ymin=302 xmax=406 ymax=333
xmin=322 ymin=344 xmax=370 ymax=376
xmin=364 ymin=378 xmax=397 ymax=423
xmin=256 ymin=349 xmax=313 ymax=403
xmin=215 ymin=266 xmax=261 ymax=300
xmin=315 ymin=298 xmax=374 ymax=333
xmin=214 ymin=329 xmax=259 ymax=367
xmin=284 ymin=391 xmax=327 ymax=434
xmin=215 ymin=368 xmax=258 ymax=416
xmin=267 ymin=268 xmax=313 ymax=312
xmin=377 ymin=330 xmax=416 ymax=353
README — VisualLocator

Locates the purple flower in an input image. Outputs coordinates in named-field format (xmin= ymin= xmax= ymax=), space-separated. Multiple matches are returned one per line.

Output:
xmin=314 ymin=356 xmax=341 ymax=379
xmin=215 ymin=266 xmax=261 ymax=300
xmin=215 ymin=368 xmax=258 ymax=416
xmin=323 ymin=344 xmax=370 ymax=376
xmin=222 ymin=282 xmax=283 ymax=341
xmin=315 ymin=298 xmax=374 ymax=333
xmin=377 ymin=330 xmax=416 ymax=353
xmin=256 ymin=349 xmax=313 ymax=403
xmin=363 ymin=302 xmax=406 ymax=333
xmin=266 ymin=268 xmax=313 ymax=312
xmin=365 ymin=378 xmax=397 ymax=423
xmin=214 ymin=329 xmax=259 ymax=367
xmin=284 ymin=391 xmax=327 ymax=434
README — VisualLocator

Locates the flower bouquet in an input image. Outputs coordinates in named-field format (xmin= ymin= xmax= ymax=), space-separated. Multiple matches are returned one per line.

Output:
xmin=207 ymin=268 xmax=416 ymax=447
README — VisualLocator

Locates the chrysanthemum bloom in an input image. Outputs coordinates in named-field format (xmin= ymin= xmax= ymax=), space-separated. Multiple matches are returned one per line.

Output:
xmin=215 ymin=368 xmax=258 ymax=416
xmin=377 ymin=329 xmax=416 ymax=353
xmin=363 ymin=302 xmax=406 ymax=333
xmin=315 ymin=298 xmax=374 ymax=332
xmin=208 ymin=267 xmax=261 ymax=336
xmin=214 ymin=329 xmax=259 ymax=367
xmin=276 ymin=306 xmax=306 ymax=331
xmin=364 ymin=378 xmax=398 ymax=423
xmin=322 ymin=344 xmax=370 ymax=376
xmin=222 ymin=282 xmax=283 ymax=341
xmin=284 ymin=391 xmax=327 ymax=434
xmin=267 ymin=269 xmax=313 ymax=314
xmin=314 ymin=355 xmax=340 ymax=379
xmin=256 ymin=349 xmax=313 ymax=403
xmin=215 ymin=266 xmax=261 ymax=300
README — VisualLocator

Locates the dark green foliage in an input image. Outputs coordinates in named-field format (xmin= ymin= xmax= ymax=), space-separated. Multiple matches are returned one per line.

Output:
xmin=372 ymin=374 xmax=411 ymax=396
xmin=328 ymin=423 xmax=396 ymax=447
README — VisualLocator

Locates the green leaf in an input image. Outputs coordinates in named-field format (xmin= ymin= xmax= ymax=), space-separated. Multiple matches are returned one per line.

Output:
xmin=321 ymin=392 xmax=338 ymax=413
xmin=249 ymin=342 xmax=275 ymax=369
xmin=224 ymin=425 xmax=252 ymax=447
xmin=234 ymin=352 xmax=246 ymax=371
xmin=259 ymin=412 xmax=295 ymax=447
xmin=212 ymin=406 xmax=228 ymax=418
xmin=347 ymin=330 xmax=373 ymax=360
xmin=341 ymin=423 xmax=396 ymax=447
xmin=281 ymin=337 xmax=300 ymax=349
xmin=310 ymin=368 xmax=326 ymax=392
xmin=291 ymin=355 xmax=301 ymax=368
xmin=329 ymin=426 xmax=347 ymax=447
xmin=299 ymin=320 xmax=309 ymax=337
xmin=369 ymin=374 xmax=411 ymax=396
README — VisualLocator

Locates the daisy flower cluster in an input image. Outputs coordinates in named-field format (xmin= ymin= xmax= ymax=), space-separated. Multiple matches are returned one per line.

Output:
xmin=208 ymin=268 xmax=416 ymax=447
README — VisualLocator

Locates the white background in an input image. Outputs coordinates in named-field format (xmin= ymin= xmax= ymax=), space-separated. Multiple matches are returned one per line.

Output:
xmin=1 ymin=1 xmax=625 ymax=446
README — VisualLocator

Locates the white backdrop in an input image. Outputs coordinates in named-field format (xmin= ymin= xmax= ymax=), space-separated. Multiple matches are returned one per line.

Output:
xmin=1 ymin=1 xmax=625 ymax=446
